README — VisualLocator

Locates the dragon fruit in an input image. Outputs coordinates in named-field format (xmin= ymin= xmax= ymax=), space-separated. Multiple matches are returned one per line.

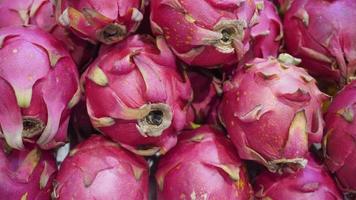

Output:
xmin=219 ymin=54 xmax=328 ymax=172
xmin=284 ymin=0 xmax=356 ymax=85
xmin=57 ymin=0 xmax=145 ymax=44
xmin=82 ymin=34 xmax=192 ymax=156
xmin=53 ymin=135 xmax=149 ymax=200
xmin=254 ymin=154 xmax=343 ymax=199
xmin=0 ymin=0 xmax=94 ymax=67
xmin=150 ymin=0 xmax=282 ymax=68
xmin=186 ymin=70 xmax=222 ymax=127
xmin=0 ymin=140 xmax=57 ymax=200
xmin=155 ymin=125 xmax=253 ymax=200
xmin=0 ymin=26 xmax=80 ymax=150
xmin=324 ymin=80 xmax=356 ymax=194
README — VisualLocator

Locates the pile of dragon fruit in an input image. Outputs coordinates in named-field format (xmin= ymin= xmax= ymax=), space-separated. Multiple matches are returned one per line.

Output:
xmin=1 ymin=0 xmax=356 ymax=199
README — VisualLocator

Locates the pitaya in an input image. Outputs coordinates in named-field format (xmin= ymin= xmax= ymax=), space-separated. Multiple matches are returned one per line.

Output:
xmin=150 ymin=0 xmax=282 ymax=68
xmin=219 ymin=54 xmax=328 ymax=172
xmin=0 ymin=140 xmax=57 ymax=200
xmin=56 ymin=0 xmax=145 ymax=44
xmin=0 ymin=0 xmax=95 ymax=67
xmin=254 ymin=154 xmax=343 ymax=200
xmin=52 ymin=135 xmax=149 ymax=200
xmin=155 ymin=125 xmax=253 ymax=200
xmin=82 ymin=35 xmax=192 ymax=156
xmin=0 ymin=26 xmax=80 ymax=150
xmin=186 ymin=70 xmax=222 ymax=127
xmin=284 ymin=0 xmax=356 ymax=85
xmin=324 ymin=80 xmax=356 ymax=194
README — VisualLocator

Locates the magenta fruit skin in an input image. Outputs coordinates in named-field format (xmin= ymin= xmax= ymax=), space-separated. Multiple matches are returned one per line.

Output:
xmin=53 ymin=135 xmax=149 ymax=200
xmin=82 ymin=34 xmax=192 ymax=156
xmin=156 ymin=125 xmax=253 ymax=200
xmin=219 ymin=55 xmax=328 ymax=172
xmin=150 ymin=0 xmax=283 ymax=68
xmin=56 ymin=0 xmax=145 ymax=44
xmin=0 ymin=26 xmax=80 ymax=150
xmin=0 ymin=140 xmax=57 ymax=200
xmin=254 ymin=154 xmax=343 ymax=200
xmin=324 ymin=80 xmax=356 ymax=193
xmin=283 ymin=0 xmax=356 ymax=85
xmin=185 ymin=70 xmax=222 ymax=127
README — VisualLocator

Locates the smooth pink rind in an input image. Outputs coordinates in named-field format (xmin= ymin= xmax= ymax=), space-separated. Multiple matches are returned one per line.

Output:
xmin=54 ymin=135 xmax=149 ymax=200
xmin=254 ymin=154 xmax=343 ymax=200
xmin=156 ymin=126 xmax=253 ymax=200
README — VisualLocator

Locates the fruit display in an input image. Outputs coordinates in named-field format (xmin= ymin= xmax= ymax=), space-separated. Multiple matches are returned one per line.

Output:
xmin=1 ymin=0 xmax=356 ymax=199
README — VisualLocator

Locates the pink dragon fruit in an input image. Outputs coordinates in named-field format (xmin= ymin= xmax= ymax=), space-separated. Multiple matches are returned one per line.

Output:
xmin=324 ymin=80 xmax=356 ymax=194
xmin=0 ymin=26 xmax=80 ymax=150
xmin=82 ymin=34 xmax=192 ymax=156
xmin=155 ymin=125 xmax=253 ymax=200
xmin=56 ymin=0 xmax=145 ymax=44
xmin=186 ymin=70 xmax=222 ymax=127
xmin=219 ymin=54 xmax=328 ymax=172
xmin=0 ymin=140 xmax=57 ymax=200
xmin=0 ymin=0 xmax=95 ymax=67
xmin=284 ymin=0 xmax=356 ymax=85
xmin=150 ymin=0 xmax=282 ymax=68
xmin=53 ymin=135 xmax=149 ymax=200
xmin=254 ymin=154 xmax=343 ymax=199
